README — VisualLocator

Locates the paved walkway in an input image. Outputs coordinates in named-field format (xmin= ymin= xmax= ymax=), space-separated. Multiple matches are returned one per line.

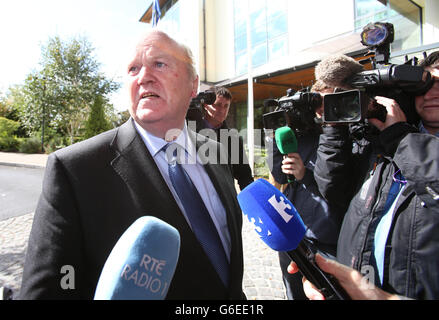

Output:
xmin=0 ymin=151 xmax=286 ymax=300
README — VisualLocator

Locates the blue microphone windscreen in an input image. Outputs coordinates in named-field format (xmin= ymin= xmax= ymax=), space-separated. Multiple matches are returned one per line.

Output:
xmin=237 ymin=179 xmax=306 ymax=251
xmin=94 ymin=216 xmax=180 ymax=300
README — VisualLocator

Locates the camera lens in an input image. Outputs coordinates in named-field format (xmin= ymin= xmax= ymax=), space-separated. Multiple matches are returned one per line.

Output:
xmin=340 ymin=97 xmax=360 ymax=121
xmin=323 ymin=90 xmax=362 ymax=123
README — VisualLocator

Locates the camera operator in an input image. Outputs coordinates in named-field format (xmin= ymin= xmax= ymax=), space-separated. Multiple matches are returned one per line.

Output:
xmin=296 ymin=51 xmax=439 ymax=299
xmin=267 ymin=81 xmax=345 ymax=299
xmin=186 ymin=86 xmax=253 ymax=191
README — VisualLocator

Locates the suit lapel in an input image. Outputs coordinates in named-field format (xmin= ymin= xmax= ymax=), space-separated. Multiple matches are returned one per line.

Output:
xmin=109 ymin=119 xmax=189 ymax=228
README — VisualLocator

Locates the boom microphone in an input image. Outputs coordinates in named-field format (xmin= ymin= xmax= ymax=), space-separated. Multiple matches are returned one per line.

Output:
xmin=275 ymin=126 xmax=298 ymax=183
xmin=315 ymin=54 xmax=364 ymax=89
xmin=94 ymin=216 xmax=180 ymax=300
xmin=315 ymin=54 xmax=433 ymax=94
xmin=237 ymin=179 xmax=351 ymax=300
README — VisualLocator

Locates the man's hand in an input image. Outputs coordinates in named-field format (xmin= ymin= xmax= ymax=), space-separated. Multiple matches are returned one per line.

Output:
xmin=368 ymin=96 xmax=407 ymax=131
xmin=281 ymin=153 xmax=306 ymax=181
xmin=203 ymin=95 xmax=231 ymax=128
xmin=287 ymin=254 xmax=401 ymax=300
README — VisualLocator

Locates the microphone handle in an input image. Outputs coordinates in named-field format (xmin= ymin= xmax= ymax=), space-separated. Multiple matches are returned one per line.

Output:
xmin=287 ymin=243 xmax=351 ymax=300
xmin=282 ymin=155 xmax=296 ymax=184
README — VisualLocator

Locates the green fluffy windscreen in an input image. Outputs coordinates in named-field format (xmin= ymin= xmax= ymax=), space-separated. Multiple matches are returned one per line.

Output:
xmin=275 ymin=126 xmax=297 ymax=154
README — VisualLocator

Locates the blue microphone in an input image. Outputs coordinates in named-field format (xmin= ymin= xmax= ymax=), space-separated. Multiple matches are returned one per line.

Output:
xmin=94 ymin=216 xmax=180 ymax=300
xmin=237 ymin=179 xmax=350 ymax=300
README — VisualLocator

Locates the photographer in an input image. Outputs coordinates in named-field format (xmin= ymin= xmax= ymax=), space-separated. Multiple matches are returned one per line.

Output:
xmin=186 ymin=87 xmax=253 ymax=191
xmin=306 ymin=51 xmax=439 ymax=299
xmin=267 ymin=81 xmax=345 ymax=299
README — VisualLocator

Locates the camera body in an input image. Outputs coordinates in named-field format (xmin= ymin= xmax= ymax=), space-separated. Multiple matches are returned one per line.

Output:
xmin=187 ymin=90 xmax=217 ymax=121
xmin=322 ymin=22 xmax=434 ymax=124
xmin=189 ymin=90 xmax=216 ymax=110
xmin=323 ymin=64 xmax=433 ymax=124
xmin=262 ymin=89 xmax=322 ymax=134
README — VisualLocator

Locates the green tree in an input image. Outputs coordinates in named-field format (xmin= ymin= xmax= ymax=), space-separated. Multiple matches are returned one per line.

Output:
xmin=0 ymin=116 xmax=21 ymax=151
xmin=14 ymin=35 xmax=120 ymax=145
xmin=83 ymin=95 xmax=112 ymax=139
xmin=0 ymin=94 xmax=17 ymax=120
xmin=0 ymin=117 xmax=20 ymax=138
xmin=1 ymin=90 xmax=28 ymax=137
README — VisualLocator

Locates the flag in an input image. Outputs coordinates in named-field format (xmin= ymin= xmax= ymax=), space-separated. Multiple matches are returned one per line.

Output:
xmin=152 ymin=0 xmax=161 ymax=27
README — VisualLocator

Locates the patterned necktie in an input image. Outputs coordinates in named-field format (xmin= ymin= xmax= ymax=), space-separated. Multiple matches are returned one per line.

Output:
xmin=164 ymin=143 xmax=230 ymax=287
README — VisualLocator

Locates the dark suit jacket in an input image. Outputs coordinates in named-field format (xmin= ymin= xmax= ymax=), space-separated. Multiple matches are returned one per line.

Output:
xmin=19 ymin=118 xmax=245 ymax=300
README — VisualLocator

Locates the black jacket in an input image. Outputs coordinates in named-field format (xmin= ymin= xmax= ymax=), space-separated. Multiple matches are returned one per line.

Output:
xmin=268 ymin=131 xmax=342 ymax=252
xmin=314 ymin=122 xmax=439 ymax=299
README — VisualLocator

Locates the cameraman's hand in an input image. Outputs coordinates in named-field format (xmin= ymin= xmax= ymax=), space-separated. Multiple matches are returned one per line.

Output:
xmin=281 ymin=153 xmax=305 ymax=181
xmin=203 ymin=95 xmax=230 ymax=129
xmin=287 ymin=254 xmax=401 ymax=300
xmin=203 ymin=103 xmax=223 ymax=128
xmin=368 ymin=96 xmax=407 ymax=131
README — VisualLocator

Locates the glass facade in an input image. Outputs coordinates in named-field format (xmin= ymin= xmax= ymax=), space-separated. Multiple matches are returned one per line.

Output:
xmin=233 ymin=0 xmax=289 ymax=76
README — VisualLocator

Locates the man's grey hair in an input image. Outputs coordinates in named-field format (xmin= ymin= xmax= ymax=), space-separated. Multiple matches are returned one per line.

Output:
xmin=179 ymin=42 xmax=198 ymax=81
xmin=137 ymin=29 xmax=198 ymax=81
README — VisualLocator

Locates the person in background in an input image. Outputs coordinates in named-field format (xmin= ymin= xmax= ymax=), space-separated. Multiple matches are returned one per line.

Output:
xmin=187 ymin=86 xmax=253 ymax=191
xmin=267 ymin=80 xmax=345 ymax=299
xmin=292 ymin=51 xmax=439 ymax=300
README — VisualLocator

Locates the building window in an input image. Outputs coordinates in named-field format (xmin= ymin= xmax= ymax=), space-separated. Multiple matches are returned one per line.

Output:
xmin=354 ymin=0 xmax=422 ymax=51
xmin=233 ymin=0 xmax=288 ymax=76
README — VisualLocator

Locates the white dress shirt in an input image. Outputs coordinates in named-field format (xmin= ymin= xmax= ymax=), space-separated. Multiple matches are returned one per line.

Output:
xmin=133 ymin=120 xmax=231 ymax=261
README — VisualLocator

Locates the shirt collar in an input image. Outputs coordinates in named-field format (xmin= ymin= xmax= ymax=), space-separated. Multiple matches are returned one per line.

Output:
xmin=133 ymin=120 xmax=197 ymax=162
xmin=418 ymin=121 xmax=439 ymax=137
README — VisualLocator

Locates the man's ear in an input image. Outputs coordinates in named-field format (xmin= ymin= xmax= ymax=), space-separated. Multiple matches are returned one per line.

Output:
xmin=191 ymin=76 xmax=199 ymax=98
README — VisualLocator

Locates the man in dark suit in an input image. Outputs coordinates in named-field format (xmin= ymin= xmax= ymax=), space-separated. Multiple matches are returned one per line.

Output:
xmin=19 ymin=30 xmax=245 ymax=300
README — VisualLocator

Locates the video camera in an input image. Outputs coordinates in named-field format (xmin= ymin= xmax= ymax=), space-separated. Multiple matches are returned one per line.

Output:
xmin=322 ymin=22 xmax=434 ymax=124
xmin=262 ymin=88 xmax=322 ymax=134
xmin=186 ymin=90 xmax=216 ymax=121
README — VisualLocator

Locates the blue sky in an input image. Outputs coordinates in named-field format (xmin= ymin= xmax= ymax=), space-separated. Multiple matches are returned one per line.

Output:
xmin=0 ymin=0 xmax=154 ymax=111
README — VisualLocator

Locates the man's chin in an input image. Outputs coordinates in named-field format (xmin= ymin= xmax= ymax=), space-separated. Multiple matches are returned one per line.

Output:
xmin=135 ymin=109 xmax=160 ymax=122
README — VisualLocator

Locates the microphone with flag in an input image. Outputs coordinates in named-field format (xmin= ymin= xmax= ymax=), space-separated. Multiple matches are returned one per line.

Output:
xmin=237 ymin=179 xmax=351 ymax=300
xmin=152 ymin=0 xmax=161 ymax=27
xmin=94 ymin=216 xmax=180 ymax=300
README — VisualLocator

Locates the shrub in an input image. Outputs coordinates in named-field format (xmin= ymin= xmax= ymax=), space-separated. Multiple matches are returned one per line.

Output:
xmin=45 ymin=136 xmax=67 ymax=153
xmin=19 ymin=136 xmax=42 ymax=154
xmin=0 ymin=136 xmax=21 ymax=152
xmin=0 ymin=117 xmax=20 ymax=138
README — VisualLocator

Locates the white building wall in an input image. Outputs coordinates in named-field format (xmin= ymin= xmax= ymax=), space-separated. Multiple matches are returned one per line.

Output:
xmin=204 ymin=0 xmax=235 ymax=83
xmin=424 ymin=0 xmax=439 ymax=45
xmin=155 ymin=0 xmax=203 ymax=82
